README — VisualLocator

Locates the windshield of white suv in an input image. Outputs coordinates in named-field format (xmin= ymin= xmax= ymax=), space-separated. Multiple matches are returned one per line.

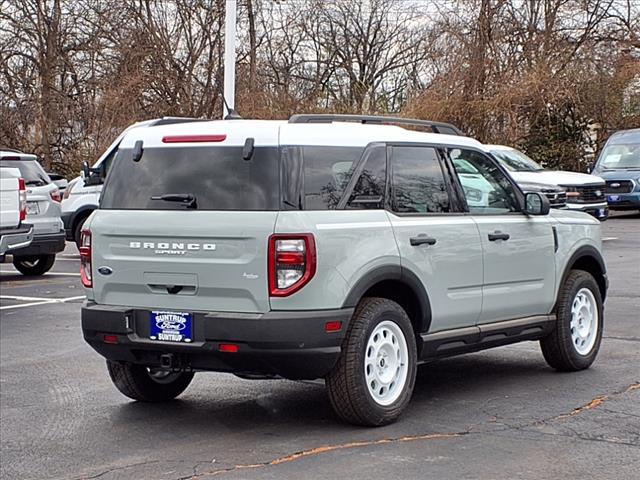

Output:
xmin=0 ymin=159 xmax=51 ymax=186
xmin=595 ymin=144 xmax=640 ymax=171
xmin=100 ymin=146 xmax=280 ymax=210
xmin=490 ymin=149 xmax=544 ymax=172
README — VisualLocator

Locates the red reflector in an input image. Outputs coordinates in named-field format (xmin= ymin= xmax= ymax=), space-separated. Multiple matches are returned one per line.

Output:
xmin=219 ymin=343 xmax=239 ymax=353
xmin=325 ymin=321 xmax=343 ymax=332
xmin=162 ymin=134 xmax=226 ymax=143
xmin=103 ymin=334 xmax=119 ymax=344
xmin=276 ymin=251 xmax=305 ymax=264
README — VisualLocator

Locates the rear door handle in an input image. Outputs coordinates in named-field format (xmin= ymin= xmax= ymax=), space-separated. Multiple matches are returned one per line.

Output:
xmin=488 ymin=231 xmax=510 ymax=241
xmin=410 ymin=235 xmax=437 ymax=246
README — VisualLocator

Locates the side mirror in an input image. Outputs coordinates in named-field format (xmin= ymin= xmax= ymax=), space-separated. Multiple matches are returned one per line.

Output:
xmin=523 ymin=192 xmax=550 ymax=215
xmin=82 ymin=161 xmax=105 ymax=186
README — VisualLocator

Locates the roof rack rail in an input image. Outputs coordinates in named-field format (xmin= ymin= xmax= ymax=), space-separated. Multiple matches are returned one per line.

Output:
xmin=149 ymin=117 xmax=209 ymax=127
xmin=288 ymin=114 xmax=463 ymax=136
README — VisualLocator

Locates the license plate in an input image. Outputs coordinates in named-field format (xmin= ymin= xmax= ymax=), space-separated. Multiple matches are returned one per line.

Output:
xmin=26 ymin=202 xmax=39 ymax=214
xmin=608 ymin=195 xmax=620 ymax=202
xmin=150 ymin=311 xmax=192 ymax=343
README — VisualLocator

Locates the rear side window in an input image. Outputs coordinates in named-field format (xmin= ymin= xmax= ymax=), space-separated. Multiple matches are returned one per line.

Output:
xmin=100 ymin=146 xmax=280 ymax=210
xmin=345 ymin=147 xmax=387 ymax=209
xmin=389 ymin=146 xmax=451 ymax=213
xmin=303 ymin=147 xmax=364 ymax=209
xmin=0 ymin=159 xmax=50 ymax=187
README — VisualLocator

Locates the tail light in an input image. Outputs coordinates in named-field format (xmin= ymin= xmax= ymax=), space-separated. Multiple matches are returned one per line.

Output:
xmin=18 ymin=178 xmax=27 ymax=221
xmin=50 ymin=189 xmax=61 ymax=202
xmin=79 ymin=229 xmax=92 ymax=288
xmin=268 ymin=234 xmax=316 ymax=297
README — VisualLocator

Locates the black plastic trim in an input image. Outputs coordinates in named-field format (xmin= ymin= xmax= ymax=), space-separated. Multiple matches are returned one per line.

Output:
xmin=81 ymin=303 xmax=354 ymax=380
xmin=64 ymin=204 xmax=97 ymax=241
xmin=558 ymin=245 xmax=608 ymax=302
xmin=288 ymin=114 xmax=463 ymax=135
xmin=341 ymin=264 xmax=432 ymax=333
xmin=421 ymin=315 xmax=556 ymax=359
xmin=8 ymin=230 xmax=65 ymax=255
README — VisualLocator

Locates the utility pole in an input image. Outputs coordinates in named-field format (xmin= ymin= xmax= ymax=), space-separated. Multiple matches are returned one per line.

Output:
xmin=223 ymin=0 xmax=237 ymax=118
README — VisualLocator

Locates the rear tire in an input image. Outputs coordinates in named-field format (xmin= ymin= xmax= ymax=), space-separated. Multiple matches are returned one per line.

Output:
xmin=12 ymin=254 xmax=56 ymax=276
xmin=326 ymin=297 xmax=417 ymax=426
xmin=540 ymin=270 xmax=603 ymax=371
xmin=106 ymin=360 xmax=194 ymax=402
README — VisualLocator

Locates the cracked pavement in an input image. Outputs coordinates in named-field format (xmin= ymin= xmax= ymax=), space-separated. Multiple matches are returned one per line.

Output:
xmin=1 ymin=212 xmax=639 ymax=480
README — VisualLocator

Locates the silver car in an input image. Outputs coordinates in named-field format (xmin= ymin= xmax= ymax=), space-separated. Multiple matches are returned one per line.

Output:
xmin=0 ymin=150 xmax=65 ymax=275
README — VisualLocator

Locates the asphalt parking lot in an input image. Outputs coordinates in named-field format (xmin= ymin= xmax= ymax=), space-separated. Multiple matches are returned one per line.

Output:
xmin=1 ymin=213 xmax=639 ymax=480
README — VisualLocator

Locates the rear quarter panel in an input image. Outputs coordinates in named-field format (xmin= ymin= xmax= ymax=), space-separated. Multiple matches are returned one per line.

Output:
xmin=272 ymin=210 xmax=400 ymax=311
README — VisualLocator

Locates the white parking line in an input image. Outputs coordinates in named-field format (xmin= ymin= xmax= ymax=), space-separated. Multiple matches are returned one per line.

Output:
xmin=0 ymin=295 xmax=86 ymax=311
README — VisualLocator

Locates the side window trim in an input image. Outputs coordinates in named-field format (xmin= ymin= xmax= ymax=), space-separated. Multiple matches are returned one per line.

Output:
xmin=439 ymin=147 xmax=470 ymax=212
xmin=386 ymin=143 xmax=460 ymax=216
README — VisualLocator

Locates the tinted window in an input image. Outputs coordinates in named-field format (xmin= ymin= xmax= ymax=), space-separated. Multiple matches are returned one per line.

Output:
xmin=390 ymin=146 xmax=450 ymax=213
xmin=303 ymin=146 xmax=364 ymax=209
xmin=0 ymin=159 xmax=50 ymax=186
xmin=100 ymin=146 xmax=279 ymax=210
xmin=450 ymin=148 xmax=519 ymax=214
xmin=346 ymin=148 xmax=386 ymax=209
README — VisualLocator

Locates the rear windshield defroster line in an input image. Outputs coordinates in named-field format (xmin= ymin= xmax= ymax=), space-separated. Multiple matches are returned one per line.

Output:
xmin=100 ymin=146 xmax=280 ymax=211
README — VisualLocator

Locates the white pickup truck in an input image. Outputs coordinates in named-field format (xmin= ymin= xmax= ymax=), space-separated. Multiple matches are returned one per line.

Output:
xmin=0 ymin=167 xmax=33 ymax=257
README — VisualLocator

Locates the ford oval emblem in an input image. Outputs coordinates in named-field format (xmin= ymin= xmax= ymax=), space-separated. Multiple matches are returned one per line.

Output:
xmin=97 ymin=266 xmax=113 ymax=276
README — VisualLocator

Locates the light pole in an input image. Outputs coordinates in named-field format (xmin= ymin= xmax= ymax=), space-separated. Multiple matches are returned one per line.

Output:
xmin=223 ymin=0 xmax=237 ymax=118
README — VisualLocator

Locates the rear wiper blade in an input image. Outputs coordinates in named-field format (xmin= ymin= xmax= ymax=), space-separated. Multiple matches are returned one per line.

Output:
xmin=150 ymin=193 xmax=197 ymax=209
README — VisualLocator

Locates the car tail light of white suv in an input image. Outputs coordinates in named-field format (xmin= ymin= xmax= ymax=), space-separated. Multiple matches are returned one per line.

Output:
xmin=18 ymin=178 xmax=27 ymax=221
xmin=79 ymin=229 xmax=92 ymax=287
xmin=268 ymin=234 xmax=316 ymax=297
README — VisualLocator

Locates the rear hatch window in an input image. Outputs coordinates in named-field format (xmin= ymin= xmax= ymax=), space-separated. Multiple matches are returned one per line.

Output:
xmin=0 ymin=159 xmax=50 ymax=187
xmin=100 ymin=146 xmax=280 ymax=210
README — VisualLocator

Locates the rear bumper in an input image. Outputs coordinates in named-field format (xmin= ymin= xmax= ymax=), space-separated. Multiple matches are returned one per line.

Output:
xmin=8 ymin=230 xmax=65 ymax=256
xmin=0 ymin=225 xmax=33 ymax=256
xmin=566 ymin=201 xmax=609 ymax=220
xmin=81 ymin=303 xmax=354 ymax=380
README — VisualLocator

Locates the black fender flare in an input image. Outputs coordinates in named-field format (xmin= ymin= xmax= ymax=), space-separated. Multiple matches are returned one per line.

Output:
xmin=341 ymin=264 xmax=432 ymax=334
xmin=70 ymin=204 xmax=97 ymax=232
xmin=557 ymin=245 xmax=608 ymax=304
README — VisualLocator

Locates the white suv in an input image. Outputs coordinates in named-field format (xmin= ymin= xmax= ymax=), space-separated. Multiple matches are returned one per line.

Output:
xmin=0 ymin=151 xmax=65 ymax=275
xmin=486 ymin=145 xmax=608 ymax=220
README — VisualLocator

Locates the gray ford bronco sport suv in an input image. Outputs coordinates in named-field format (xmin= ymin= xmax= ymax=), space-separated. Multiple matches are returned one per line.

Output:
xmin=81 ymin=114 xmax=607 ymax=426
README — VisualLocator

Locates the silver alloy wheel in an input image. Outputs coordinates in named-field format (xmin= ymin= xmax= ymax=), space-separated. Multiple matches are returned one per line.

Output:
xmin=364 ymin=320 xmax=409 ymax=406
xmin=570 ymin=287 xmax=598 ymax=356
xmin=147 ymin=368 xmax=182 ymax=384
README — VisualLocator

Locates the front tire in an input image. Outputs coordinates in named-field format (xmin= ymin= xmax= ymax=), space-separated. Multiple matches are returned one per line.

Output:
xmin=12 ymin=254 xmax=56 ymax=276
xmin=326 ymin=297 xmax=417 ymax=426
xmin=107 ymin=360 xmax=194 ymax=402
xmin=540 ymin=270 xmax=603 ymax=371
